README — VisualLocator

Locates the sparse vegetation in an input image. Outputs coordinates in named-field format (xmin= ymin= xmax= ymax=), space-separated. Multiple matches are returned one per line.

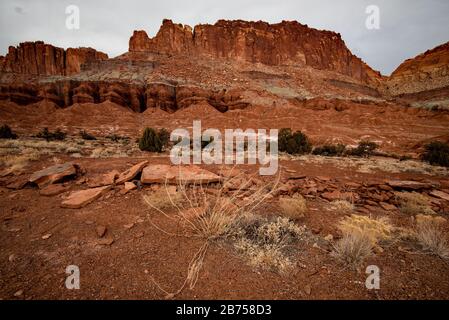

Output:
xmin=331 ymin=231 xmax=373 ymax=270
xmin=332 ymin=214 xmax=394 ymax=268
xmin=0 ymin=124 xmax=17 ymax=139
xmin=338 ymin=214 xmax=393 ymax=247
xmin=396 ymin=192 xmax=435 ymax=215
xmin=36 ymin=128 xmax=66 ymax=141
xmin=312 ymin=144 xmax=346 ymax=156
xmin=278 ymin=128 xmax=312 ymax=155
xmin=233 ymin=214 xmax=306 ymax=273
xmin=144 ymin=187 xmax=183 ymax=210
xmin=138 ymin=127 xmax=172 ymax=152
xmin=415 ymin=214 xmax=449 ymax=260
xmin=421 ymin=141 xmax=449 ymax=167
xmin=331 ymin=200 xmax=354 ymax=213
xmin=80 ymin=130 xmax=96 ymax=140
xmin=279 ymin=194 xmax=307 ymax=219
xmin=139 ymin=127 xmax=163 ymax=152
xmin=348 ymin=140 xmax=378 ymax=157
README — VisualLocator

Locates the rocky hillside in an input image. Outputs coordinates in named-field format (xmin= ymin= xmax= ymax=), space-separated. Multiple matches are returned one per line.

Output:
xmin=386 ymin=42 xmax=449 ymax=104
xmin=129 ymin=19 xmax=381 ymax=85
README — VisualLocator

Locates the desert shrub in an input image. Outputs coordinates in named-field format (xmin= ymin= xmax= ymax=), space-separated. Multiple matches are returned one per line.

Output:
xmin=80 ymin=130 xmax=96 ymax=140
xmin=331 ymin=231 xmax=373 ymax=269
xmin=279 ymin=194 xmax=307 ymax=219
xmin=312 ymin=144 xmax=346 ymax=156
xmin=421 ymin=141 xmax=449 ymax=167
xmin=338 ymin=214 xmax=393 ymax=247
xmin=331 ymin=214 xmax=393 ymax=269
xmin=233 ymin=214 xmax=306 ymax=273
xmin=144 ymin=187 xmax=183 ymax=210
xmin=415 ymin=214 xmax=449 ymax=259
xmin=158 ymin=128 xmax=170 ymax=149
xmin=348 ymin=140 xmax=378 ymax=157
xmin=278 ymin=128 xmax=312 ymax=155
xmin=331 ymin=200 xmax=354 ymax=213
xmin=139 ymin=127 xmax=162 ymax=152
xmin=0 ymin=124 xmax=17 ymax=139
xmin=396 ymin=192 xmax=435 ymax=215
xmin=37 ymin=128 xmax=66 ymax=141
xmin=106 ymin=134 xmax=129 ymax=143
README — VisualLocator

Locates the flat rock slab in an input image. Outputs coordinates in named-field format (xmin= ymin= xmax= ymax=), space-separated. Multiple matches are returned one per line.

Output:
xmin=116 ymin=161 xmax=148 ymax=184
xmin=88 ymin=170 xmax=120 ymax=187
xmin=6 ymin=175 xmax=29 ymax=190
xmin=39 ymin=184 xmax=69 ymax=196
xmin=429 ymin=190 xmax=449 ymax=202
xmin=386 ymin=180 xmax=432 ymax=190
xmin=141 ymin=165 xmax=221 ymax=185
xmin=29 ymin=162 xmax=78 ymax=188
xmin=61 ymin=186 xmax=110 ymax=209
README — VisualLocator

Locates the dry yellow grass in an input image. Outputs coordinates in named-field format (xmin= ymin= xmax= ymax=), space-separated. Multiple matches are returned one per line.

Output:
xmin=331 ymin=200 xmax=354 ymax=213
xmin=143 ymin=168 xmax=282 ymax=296
xmin=332 ymin=214 xmax=394 ymax=269
xmin=233 ymin=215 xmax=306 ymax=273
xmin=415 ymin=214 xmax=449 ymax=259
xmin=143 ymin=187 xmax=183 ymax=211
xmin=279 ymin=194 xmax=307 ymax=219
xmin=396 ymin=192 xmax=435 ymax=215
xmin=331 ymin=231 xmax=373 ymax=269
xmin=338 ymin=214 xmax=394 ymax=246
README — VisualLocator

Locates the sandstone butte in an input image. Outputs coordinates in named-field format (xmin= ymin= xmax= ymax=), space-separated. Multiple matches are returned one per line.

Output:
xmin=128 ymin=19 xmax=382 ymax=85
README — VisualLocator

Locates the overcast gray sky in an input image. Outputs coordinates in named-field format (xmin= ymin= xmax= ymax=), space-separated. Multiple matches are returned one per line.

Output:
xmin=0 ymin=0 xmax=448 ymax=75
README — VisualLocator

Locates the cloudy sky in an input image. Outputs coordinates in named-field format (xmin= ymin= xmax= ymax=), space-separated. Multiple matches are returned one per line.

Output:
xmin=0 ymin=0 xmax=448 ymax=75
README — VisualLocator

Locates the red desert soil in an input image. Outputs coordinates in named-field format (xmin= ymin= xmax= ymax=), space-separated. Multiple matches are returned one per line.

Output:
xmin=1 ymin=155 xmax=449 ymax=300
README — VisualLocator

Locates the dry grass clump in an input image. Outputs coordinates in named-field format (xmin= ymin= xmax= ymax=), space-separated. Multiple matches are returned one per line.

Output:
xmin=331 ymin=200 xmax=354 ymax=213
xmin=233 ymin=214 xmax=306 ymax=273
xmin=144 ymin=187 xmax=183 ymax=210
xmin=332 ymin=214 xmax=394 ymax=269
xmin=396 ymin=192 xmax=435 ymax=215
xmin=279 ymin=194 xmax=307 ymax=219
xmin=143 ymin=168 xmax=281 ymax=297
xmin=338 ymin=214 xmax=394 ymax=246
xmin=331 ymin=231 xmax=373 ymax=270
xmin=415 ymin=214 xmax=449 ymax=260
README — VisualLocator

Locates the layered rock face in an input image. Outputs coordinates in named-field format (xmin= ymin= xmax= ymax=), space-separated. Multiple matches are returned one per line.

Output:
xmin=129 ymin=19 xmax=381 ymax=85
xmin=0 ymin=41 xmax=108 ymax=76
xmin=0 ymin=80 xmax=249 ymax=113
xmin=386 ymin=42 xmax=449 ymax=97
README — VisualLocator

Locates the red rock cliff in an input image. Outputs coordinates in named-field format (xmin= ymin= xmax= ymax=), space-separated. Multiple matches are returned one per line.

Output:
xmin=129 ymin=19 xmax=381 ymax=84
xmin=0 ymin=41 xmax=108 ymax=76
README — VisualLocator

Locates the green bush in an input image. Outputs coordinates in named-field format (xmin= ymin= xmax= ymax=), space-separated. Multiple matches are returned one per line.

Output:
xmin=37 ymin=128 xmax=66 ymax=141
xmin=313 ymin=144 xmax=346 ymax=156
xmin=139 ymin=127 xmax=162 ymax=152
xmin=421 ymin=141 xmax=449 ymax=167
xmin=80 ymin=130 xmax=96 ymax=140
xmin=348 ymin=140 xmax=378 ymax=157
xmin=158 ymin=128 xmax=170 ymax=149
xmin=278 ymin=128 xmax=312 ymax=155
xmin=0 ymin=124 xmax=17 ymax=139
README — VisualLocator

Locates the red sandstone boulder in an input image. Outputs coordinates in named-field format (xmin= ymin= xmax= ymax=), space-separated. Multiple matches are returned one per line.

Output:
xmin=116 ymin=161 xmax=149 ymax=184
xmin=140 ymin=165 xmax=221 ymax=184
xmin=29 ymin=163 xmax=79 ymax=188
xmin=61 ymin=186 xmax=111 ymax=209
